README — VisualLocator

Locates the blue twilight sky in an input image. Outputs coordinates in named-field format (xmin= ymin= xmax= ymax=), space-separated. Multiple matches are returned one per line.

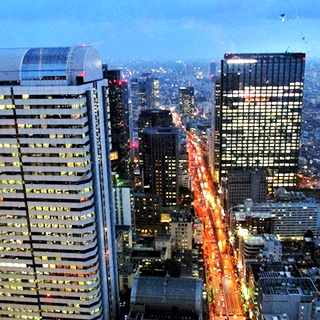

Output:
xmin=1 ymin=0 xmax=319 ymax=63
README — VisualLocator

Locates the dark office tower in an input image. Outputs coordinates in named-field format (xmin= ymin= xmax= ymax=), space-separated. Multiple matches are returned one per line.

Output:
xmin=179 ymin=86 xmax=195 ymax=121
xmin=140 ymin=127 xmax=179 ymax=208
xmin=130 ymin=77 xmax=140 ymax=134
xmin=138 ymin=73 xmax=160 ymax=110
xmin=104 ymin=68 xmax=131 ymax=179
xmin=211 ymin=77 xmax=221 ymax=180
xmin=130 ymin=75 xmax=160 ymax=140
xmin=0 ymin=46 xmax=119 ymax=319
xmin=147 ymin=75 xmax=160 ymax=110
xmin=216 ymin=53 xmax=305 ymax=193
xmin=137 ymin=110 xmax=172 ymax=173
xmin=210 ymin=60 xmax=217 ymax=78
xmin=138 ymin=109 xmax=173 ymax=136
xmin=134 ymin=193 xmax=162 ymax=234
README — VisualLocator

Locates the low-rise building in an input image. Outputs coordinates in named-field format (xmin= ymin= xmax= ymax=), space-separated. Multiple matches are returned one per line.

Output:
xmin=230 ymin=189 xmax=319 ymax=241
xmin=155 ymin=233 xmax=173 ymax=259
xmin=170 ymin=214 xmax=193 ymax=250
xmin=128 ymin=275 xmax=203 ymax=319
xmin=257 ymin=277 xmax=317 ymax=320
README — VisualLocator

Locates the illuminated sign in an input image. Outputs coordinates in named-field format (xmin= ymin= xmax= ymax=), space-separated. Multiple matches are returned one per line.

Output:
xmin=227 ymin=59 xmax=258 ymax=64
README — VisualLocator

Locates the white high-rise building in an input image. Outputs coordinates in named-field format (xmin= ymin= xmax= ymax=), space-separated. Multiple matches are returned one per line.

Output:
xmin=0 ymin=46 xmax=119 ymax=319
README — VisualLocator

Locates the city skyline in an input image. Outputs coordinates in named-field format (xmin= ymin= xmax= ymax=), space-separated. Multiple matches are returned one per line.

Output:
xmin=1 ymin=0 xmax=318 ymax=62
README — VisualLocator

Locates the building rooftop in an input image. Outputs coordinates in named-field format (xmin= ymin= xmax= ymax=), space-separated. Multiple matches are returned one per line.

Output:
xmin=262 ymin=314 xmax=289 ymax=320
xmin=264 ymin=234 xmax=280 ymax=243
xmin=249 ymin=262 xmax=301 ymax=283
xmin=127 ymin=311 xmax=200 ymax=320
xmin=243 ymin=234 xmax=265 ymax=246
xmin=118 ymin=262 xmax=135 ymax=276
xmin=130 ymin=275 xmax=202 ymax=315
xmin=224 ymin=52 xmax=306 ymax=60
xmin=155 ymin=233 xmax=172 ymax=241
xmin=274 ymin=188 xmax=307 ymax=202
xmin=0 ymin=46 xmax=103 ymax=85
xmin=143 ymin=126 xmax=179 ymax=135
xmin=171 ymin=213 xmax=192 ymax=223
xmin=140 ymin=109 xmax=171 ymax=115
xmin=259 ymin=277 xmax=317 ymax=296
xmin=131 ymin=250 xmax=161 ymax=260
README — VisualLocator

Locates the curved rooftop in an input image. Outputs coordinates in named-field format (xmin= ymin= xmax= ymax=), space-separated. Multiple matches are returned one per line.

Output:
xmin=131 ymin=275 xmax=203 ymax=315
xmin=0 ymin=45 xmax=103 ymax=85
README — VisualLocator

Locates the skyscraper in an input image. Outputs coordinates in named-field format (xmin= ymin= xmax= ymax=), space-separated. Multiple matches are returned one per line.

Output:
xmin=137 ymin=109 xmax=173 ymax=137
xmin=179 ymin=86 xmax=195 ymax=121
xmin=130 ymin=74 xmax=160 ymax=147
xmin=104 ymin=68 xmax=131 ymax=179
xmin=136 ymin=109 xmax=173 ymax=185
xmin=215 ymin=53 xmax=305 ymax=193
xmin=145 ymin=74 xmax=160 ymax=110
xmin=0 ymin=46 xmax=119 ymax=319
xmin=140 ymin=127 xmax=179 ymax=208
xmin=130 ymin=77 xmax=140 ymax=137
xmin=209 ymin=60 xmax=217 ymax=78
xmin=131 ymin=73 xmax=160 ymax=112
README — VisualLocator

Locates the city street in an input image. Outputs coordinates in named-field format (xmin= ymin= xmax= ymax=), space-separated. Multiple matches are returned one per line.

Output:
xmin=187 ymin=131 xmax=244 ymax=319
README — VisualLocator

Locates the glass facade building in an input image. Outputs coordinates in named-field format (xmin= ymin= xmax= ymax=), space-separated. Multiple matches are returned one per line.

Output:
xmin=0 ymin=46 xmax=119 ymax=319
xmin=132 ymin=73 xmax=160 ymax=112
xmin=215 ymin=53 xmax=305 ymax=193
xmin=179 ymin=86 xmax=195 ymax=119
xmin=105 ymin=69 xmax=131 ymax=180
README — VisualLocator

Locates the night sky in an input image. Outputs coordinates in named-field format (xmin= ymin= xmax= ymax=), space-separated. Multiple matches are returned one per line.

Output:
xmin=1 ymin=0 xmax=318 ymax=62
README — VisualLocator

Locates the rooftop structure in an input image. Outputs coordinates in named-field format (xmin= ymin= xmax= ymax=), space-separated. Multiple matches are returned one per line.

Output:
xmin=130 ymin=275 xmax=203 ymax=318
xmin=258 ymin=277 xmax=317 ymax=320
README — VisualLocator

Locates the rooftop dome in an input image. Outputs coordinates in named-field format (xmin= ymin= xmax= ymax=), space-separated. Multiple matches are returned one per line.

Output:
xmin=0 ymin=45 xmax=103 ymax=85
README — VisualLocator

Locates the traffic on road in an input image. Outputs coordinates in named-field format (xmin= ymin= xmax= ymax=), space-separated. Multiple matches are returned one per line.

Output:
xmin=187 ymin=131 xmax=245 ymax=320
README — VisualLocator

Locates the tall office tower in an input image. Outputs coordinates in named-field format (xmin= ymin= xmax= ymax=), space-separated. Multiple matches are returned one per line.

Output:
xmin=137 ymin=109 xmax=173 ymax=137
xmin=0 ymin=46 xmax=119 ymax=319
xmin=209 ymin=60 xmax=217 ymax=78
xmin=140 ymin=127 xmax=179 ymax=208
xmin=130 ymin=74 xmax=159 ymax=145
xmin=209 ymin=77 xmax=221 ymax=179
xmin=215 ymin=53 xmax=305 ymax=193
xmin=104 ymin=68 xmax=131 ymax=179
xmin=133 ymin=73 xmax=160 ymax=111
xmin=137 ymin=109 xmax=173 ymax=183
xmin=179 ymin=86 xmax=195 ymax=121
xmin=146 ymin=75 xmax=160 ymax=110
xmin=130 ymin=77 xmax=140 ymax=135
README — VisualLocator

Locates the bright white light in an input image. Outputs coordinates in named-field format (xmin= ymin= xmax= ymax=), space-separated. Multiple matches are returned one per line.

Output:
xmin=227 ymin=59 xmax=258 ymax=64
